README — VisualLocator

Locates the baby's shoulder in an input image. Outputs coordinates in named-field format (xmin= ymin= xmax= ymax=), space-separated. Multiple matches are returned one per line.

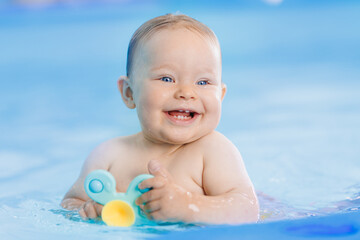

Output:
xmin=195 ymin=131 xmax=241 ymax=161
xmin=196 ymin=131 xmax=234 ymax=148
xmin=76 ymin=135 xmax=138 ymax=183
xmin=86 ymin=135 xmax=134 ymax=164
xmin=99 ymin=135 xmax=133 ymax=150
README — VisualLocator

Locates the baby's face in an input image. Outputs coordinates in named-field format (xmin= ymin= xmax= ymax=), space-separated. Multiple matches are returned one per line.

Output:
xmin=130 ymin=27 xmax=225 ymax=144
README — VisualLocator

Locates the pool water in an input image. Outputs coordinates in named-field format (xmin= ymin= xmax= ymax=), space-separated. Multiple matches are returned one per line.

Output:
xmin=1 ymin=1 xmax=360 ymax=239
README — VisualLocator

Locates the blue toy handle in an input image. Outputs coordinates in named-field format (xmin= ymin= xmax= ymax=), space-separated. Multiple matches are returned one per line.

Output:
xmin=84 ymin=170 xmax=117 ymax=205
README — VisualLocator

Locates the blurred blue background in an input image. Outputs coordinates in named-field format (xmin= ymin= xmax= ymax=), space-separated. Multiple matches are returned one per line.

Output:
xmin=0 ymin=0 xmax=360 ymax=238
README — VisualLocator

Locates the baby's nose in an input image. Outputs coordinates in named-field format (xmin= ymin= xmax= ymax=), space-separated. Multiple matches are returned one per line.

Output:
xmin=174 ymin=85 xmax=197 ymax=100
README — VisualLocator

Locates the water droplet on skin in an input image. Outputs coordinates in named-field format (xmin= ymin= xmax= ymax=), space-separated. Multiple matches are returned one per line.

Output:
xmin=227 ymin=197 xmax=234 ymax=204
xmin=188 ymin=204 xmax=199 ymax=212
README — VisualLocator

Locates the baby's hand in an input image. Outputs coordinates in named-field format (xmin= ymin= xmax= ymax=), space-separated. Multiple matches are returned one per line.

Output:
xmin=78 ymin=200 xmax=103 ymax=220
xmin=136 ymin=160 xmax=193 ymax=222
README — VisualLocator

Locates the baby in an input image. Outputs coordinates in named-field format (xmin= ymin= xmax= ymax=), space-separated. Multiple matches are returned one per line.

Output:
xmin=61 ymin=13 xmax=259 ymax=225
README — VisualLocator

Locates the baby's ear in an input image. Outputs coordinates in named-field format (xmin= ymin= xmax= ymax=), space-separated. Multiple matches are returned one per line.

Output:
xmin=118 ymin=76 xmax=136 ymax=109
xmin=221 ymin=82 xmax=227 ymax=101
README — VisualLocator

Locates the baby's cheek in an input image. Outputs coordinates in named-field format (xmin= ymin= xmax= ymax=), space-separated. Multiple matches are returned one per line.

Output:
xmin=138 ymin=89 xmax=163 ymax=112
xmin=204 ymin=98 xmax=222 ymax=121
xmin=137 ymin=95 xmax=157 ymax=121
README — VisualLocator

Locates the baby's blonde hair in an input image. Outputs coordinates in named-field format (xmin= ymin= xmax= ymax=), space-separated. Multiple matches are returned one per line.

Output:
xmin=126 ymin=13 xmax=220 ymax=77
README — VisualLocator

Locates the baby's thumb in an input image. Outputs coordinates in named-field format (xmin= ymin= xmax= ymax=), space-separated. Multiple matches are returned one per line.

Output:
xmin=148 ymin=159 xmax=170 ymax=179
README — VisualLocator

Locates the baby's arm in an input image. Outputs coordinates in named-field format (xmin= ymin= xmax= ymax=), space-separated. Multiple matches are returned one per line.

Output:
xmin=193 ymin=133 xmax=259 ymax=224
xmin=61 ymin=141 xmax=115 ymax=219
xmin=137 ymin=133 xmax=259 ymax=224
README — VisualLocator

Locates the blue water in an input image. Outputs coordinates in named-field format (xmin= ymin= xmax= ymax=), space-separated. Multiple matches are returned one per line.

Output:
xmin=1 ymin=1 xmax=360 ymax=239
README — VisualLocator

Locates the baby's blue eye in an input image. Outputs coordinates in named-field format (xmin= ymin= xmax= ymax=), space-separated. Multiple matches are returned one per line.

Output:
xmin=161 ymin=77 xmax=173 ymax=82
xmin=197 ymin=80 xmax=209 ymax=86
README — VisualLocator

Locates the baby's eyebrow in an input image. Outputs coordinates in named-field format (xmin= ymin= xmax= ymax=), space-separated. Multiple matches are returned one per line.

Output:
xmin=150 ymin=64 xmax=177 ymax=72
xmin=150 ymin=64 xmax=217 ymax=76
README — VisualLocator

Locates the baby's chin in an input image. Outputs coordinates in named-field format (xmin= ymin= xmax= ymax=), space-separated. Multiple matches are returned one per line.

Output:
xmin=146 ymin=131 xmax=206 ymax=145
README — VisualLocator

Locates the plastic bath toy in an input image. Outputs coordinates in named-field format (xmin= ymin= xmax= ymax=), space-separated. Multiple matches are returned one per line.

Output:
xmin=84 ymin=170 xmax=154 ymax=227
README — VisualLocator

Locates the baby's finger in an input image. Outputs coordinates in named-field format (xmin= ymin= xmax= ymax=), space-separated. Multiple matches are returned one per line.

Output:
xmin=94 ymin=202 xmax=103 ymax=216
xmin=139 ymin=176 xmax=166 ymax=190
xmin=136 ymin=188 xmax=161 ymax=205
xmin=148 ymin=210 xmax=166 ymax=221
xmin=142 ymin=200 xmax=161 ymax=213
xmin=78 ymin=206 xmax=88 ymax=220
xmin=148 ymin=159 xmax=171 ymax=179
xmin=83 ymin=201 xmax=98 ymax=219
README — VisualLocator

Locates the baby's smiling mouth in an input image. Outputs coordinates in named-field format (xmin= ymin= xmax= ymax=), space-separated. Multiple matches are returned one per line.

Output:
xmin=165 ymin=109 xmax=199 ymax=121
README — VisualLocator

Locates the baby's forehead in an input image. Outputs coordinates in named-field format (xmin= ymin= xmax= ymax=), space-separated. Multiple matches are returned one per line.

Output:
xmin=136 ymin=27 xmax=221 ymax=61
xmin=144 ymin=25 xmax=218 ymax=47
xmin=126 ymin=14 xmax=222 ymax=77
xmin=129 ymin=27 xmax=221 ymax=81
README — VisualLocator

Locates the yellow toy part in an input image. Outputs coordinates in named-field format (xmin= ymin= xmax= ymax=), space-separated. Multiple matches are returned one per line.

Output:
xmin=101 ymin=200 xmax=135 ymax=227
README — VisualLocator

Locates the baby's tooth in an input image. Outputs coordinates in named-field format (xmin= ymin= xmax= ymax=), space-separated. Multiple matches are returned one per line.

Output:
xmin=173 ymin=114 xmax=192 ymax=120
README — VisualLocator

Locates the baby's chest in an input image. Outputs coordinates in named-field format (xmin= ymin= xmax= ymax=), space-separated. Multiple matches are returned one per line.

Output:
xmin=164 ymin=152 xmax=204 ymax=194
xmin=110 ymin=149 xmax=204 ymax=194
